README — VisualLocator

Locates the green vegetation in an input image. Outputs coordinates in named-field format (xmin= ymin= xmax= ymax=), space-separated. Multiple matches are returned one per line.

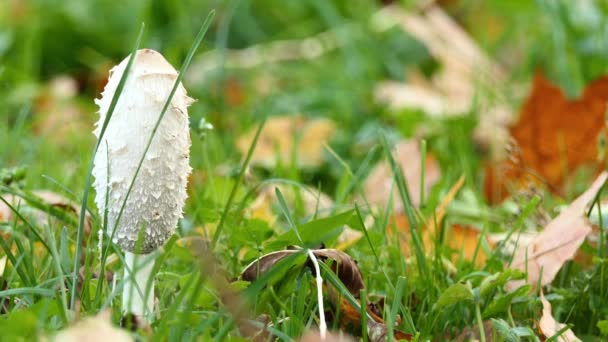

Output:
xmin=1 ymin=0 xmax=608 ymax=340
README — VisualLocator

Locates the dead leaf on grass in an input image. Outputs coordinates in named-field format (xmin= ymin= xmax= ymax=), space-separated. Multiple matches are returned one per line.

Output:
xmin=241 ymin=248 xmax=412 ymax=341
xmin=538 ymin=292 xmax=580 ymax=342
xmin=47 ymin=310 xmax=133 ymax=342
xmin=372 ymin=4 xmax=512 ymax=161
xmin=389 ymin=176 xmax=493 ymax=266
xmin=299 ymin=330 xmax=355 ymax=342
xmin=485 ymin=73 xmax=608 ymax=203
xmin=507 ymin=172 xmax=607 ymax=291
xmin=364 ymin=139 xmax=440 ymax=211
xmin=237 ymin=116 xmax=335 ymax=168
xmin=373 ymin=5 xmax=505 ymax=116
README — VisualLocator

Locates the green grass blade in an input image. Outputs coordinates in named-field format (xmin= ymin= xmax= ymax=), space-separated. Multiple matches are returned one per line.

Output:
xmin=211 ymin=115 xmax=266 ymax=247
xmin=70 ymin=23 xmax=146 ymax=310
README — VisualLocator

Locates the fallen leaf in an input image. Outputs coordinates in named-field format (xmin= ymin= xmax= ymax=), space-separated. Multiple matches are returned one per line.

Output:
xmin=242 ymin=248 xmax=365 ymax=297
xmin=373 ymin=5 xmax=504 ymax=116
xmin=424 ymin=175 xmax=465 ymax=234
xmin=364 ymin=139 xmax=440 ymax=211
xmin=241 ymin=249 xmax=299 ymax=281
xmin=47 ymin=310 xmax=133 ymax=342
xmin=538 ymin=292 xmax=580 ymax=342
xmin=507 ymin=172 xmax=607 ymax=291
xmin=389 ymin=176 xmax=493 ymax=266
xmin=241 ymin=248 xmax=411 ymax=341
xmin=237 ymin=116 xmax=335 ymax=168
xmin=372 ymin=4 xmax=511 ymax=160
xmin=299 ymin=330 xmax=355 ymax=342
xmin=446 ymin=224 xmax=493 ymax=265
xmin=250 ymin=184 xmax=334 ymax=221
xmin=485 ymin=73 xmax=608 ymax=202
xmin=247 ymin=189 xmax=278 ymax=227
xmin=310 ymin=249 xmax=365 ymax=297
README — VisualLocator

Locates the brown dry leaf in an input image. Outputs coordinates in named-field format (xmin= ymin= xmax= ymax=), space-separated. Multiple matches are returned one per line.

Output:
xmin=372 ymin=4 xmax=511 ymax=160
xmin=299 ymin=330 xmax=356 ymax=342
xmin=507 ymin=172 xmax=607 ymax=291
xmin=237 ymin=116 xmax=335 ymax=168
xmin=241 ymin=248 xmax=411 ymax=341
xmin=424 ymin=175 xmax=465 ymax=234
xmin=485 ymin=73 xmax=608 ymax=203
xmin=390 ymin=175 xmax=463 ymax=256
xmin=241 ymin=248 xmax=365 ymax=296
xmin=446 ymin=224 xmax=494 ymax=266
xmin=47 ymin=310 xmax=133 ymax=342
xmin=331 ymin=293 xmax=412 ymax=342
xmin=389 ymin=176 xmax=493 ymax=266
xmin=364 ymin=140 xmax=440 ymax=211
xmin=373 ymin=5 xmax=504 ymax=116
xmin=241 ymin=249 xmax=299 ymax=281
xmin=538 ymin=292 xmax=580 ymax=342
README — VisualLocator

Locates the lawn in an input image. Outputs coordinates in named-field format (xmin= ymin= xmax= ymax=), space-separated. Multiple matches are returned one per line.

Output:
xmin=1 ymin=0 xmax=608 ymax=341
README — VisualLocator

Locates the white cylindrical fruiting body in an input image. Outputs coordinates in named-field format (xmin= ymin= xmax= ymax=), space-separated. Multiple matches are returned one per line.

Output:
xmin=92 ymin=49 xmax=193 ymax=254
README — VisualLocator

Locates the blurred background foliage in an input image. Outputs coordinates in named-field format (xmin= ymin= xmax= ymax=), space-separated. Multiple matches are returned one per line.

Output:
xmin=1 ymin=0 xmax=608 ymax=204
xmin=2 ymin=0 xmax=608 ymax=339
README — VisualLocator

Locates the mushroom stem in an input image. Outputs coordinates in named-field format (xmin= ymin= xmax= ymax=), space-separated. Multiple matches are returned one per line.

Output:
xmin=122 ymin=251 xmax=155 ymax=321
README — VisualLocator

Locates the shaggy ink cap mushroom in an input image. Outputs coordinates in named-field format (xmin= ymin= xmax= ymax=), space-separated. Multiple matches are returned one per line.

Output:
xmin=93 ymin=49 xmax=193 ymax=254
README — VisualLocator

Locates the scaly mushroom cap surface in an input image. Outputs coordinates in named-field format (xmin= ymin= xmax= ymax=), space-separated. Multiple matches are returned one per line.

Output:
xmin=92 ymin=49 xmax=193 ymax=254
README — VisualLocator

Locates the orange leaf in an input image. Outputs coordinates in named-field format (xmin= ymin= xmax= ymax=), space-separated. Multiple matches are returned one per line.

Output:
xmin=485 ymin=73 xmax=608 ymax=202
xmin=507 ymin=172 xmax=607 ymax=291
xmin=389 ymin=176 xmax=492 ymax=266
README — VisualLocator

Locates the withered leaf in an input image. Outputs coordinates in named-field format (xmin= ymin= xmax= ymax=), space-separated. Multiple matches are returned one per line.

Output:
xmin=241 ymin=249 xmax=363 ymax=296
xmin=364 ymin=140 xmax=440 ymax=211
xmin=47 ymin=310 xmax=133 ymax=342
xmin=299 ymin=330 xmax=355 ymax=342
xmin=241 ymin=250 xmax=299 ymax=282
xmin=236 ymin=116 xmax=335 ymax=168
xmin=241 ymin=248 xmax=411 ymax=341
xmin=310 ymin=249 xmax=365 ymax=297
xmin=390 ymin=176 xmax=493 ymax=266
xmin=538 ymin=292 xmax=580 ymax=342
xmin=507 ymin=172 xmax=607 ymax=291
xmin=485 ymin=73 xmax=608 ymax=202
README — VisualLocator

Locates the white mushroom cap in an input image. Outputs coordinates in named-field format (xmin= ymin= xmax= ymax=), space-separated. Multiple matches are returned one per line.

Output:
xmin=93 ymin=49 xmax=193 ymax=254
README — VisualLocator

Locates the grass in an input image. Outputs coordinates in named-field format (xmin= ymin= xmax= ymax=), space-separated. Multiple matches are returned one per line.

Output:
xmin=1 ymin=0 xmax=608 ymax=341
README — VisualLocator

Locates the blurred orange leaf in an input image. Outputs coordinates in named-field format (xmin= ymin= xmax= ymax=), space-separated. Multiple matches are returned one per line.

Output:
xmin=390 ymin=176 xmax=493 ymax=266
xmin=485 ymin=73 xmax=608 ymax=202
